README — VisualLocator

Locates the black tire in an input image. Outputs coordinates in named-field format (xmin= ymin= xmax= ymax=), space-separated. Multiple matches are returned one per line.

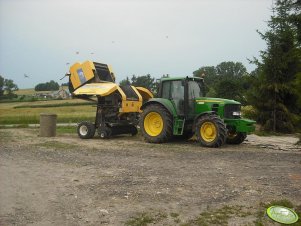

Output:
xmin=77 ymin=121 xmax=95 ymax=139
xmin=140 ymin=104 xmax=173 ymax=143
xmin=98 ymin=127 xmax=112 ymax=139
xmin=226 ymin=132 xmax=247 ymax=144
xmin=131 ymin=126 xmax=138 ymax=136
xmin=196 ymin=114 xmax=226 ymax=148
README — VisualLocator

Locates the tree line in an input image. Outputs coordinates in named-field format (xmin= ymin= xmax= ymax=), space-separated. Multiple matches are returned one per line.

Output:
xmin=35 ymin=80 xmax=60 ymax=91
xmin=0 ymin=75 xmax=18 ymax=99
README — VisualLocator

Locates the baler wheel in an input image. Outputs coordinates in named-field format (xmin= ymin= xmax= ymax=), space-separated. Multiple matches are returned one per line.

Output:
xmin=77 ymin=121 xmax=95 ymax=139
xmin=98 ymin=127 xmax=112 ymax=139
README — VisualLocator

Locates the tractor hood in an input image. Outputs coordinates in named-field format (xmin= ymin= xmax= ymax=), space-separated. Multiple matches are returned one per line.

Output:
xmin=195 ymin=97 xmax=240 ymax=105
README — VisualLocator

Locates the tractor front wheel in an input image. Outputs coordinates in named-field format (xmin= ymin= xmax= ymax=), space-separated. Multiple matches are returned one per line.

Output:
xmin=140 ymin=104 xmax=173 ymax=143
xmin=77 ymin=121 xmax=95 ymax=139
xmin=196 ymin=114 xmax=226 ymax=148
xmin=226 ymin=132 xmax=247 ymax=144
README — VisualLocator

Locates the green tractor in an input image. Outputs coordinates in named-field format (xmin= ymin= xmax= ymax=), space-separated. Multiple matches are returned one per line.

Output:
xmin=140 ymin=76 xmax=255 ymax=148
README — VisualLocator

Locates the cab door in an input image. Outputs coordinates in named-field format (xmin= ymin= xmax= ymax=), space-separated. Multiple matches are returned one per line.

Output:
xmin=161 ymin=80 xmax=185 ymax=115
xmin=187 ymin=80 xmax=204 ymax=118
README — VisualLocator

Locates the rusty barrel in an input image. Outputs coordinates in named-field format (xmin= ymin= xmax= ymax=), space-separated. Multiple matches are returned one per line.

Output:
xmin=39 ymin=113 xmax=57 ymax=137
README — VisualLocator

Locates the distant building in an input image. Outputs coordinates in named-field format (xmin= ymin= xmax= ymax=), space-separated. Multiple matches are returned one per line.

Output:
xmin=51 ymin=87 xmax=71 ymax=99
xmin=33 ymin=87 xmax=71 ymax=99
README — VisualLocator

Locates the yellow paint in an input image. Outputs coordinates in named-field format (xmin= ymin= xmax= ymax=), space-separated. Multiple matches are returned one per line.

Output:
xmin=121 ymin=86 xmax=142 ymax=112
xmin=131 ymin=86 xmax=142 ymax=102
xmin=135 ymin=87 xmax=154 ymax=101
xmin=69 ymin=61 xmax=96 ymax=89
xmin=121 ymin=100 xmax=142 ymax=113
xmin=107 ymin=64 xmax=116 ymax=82
xmin=200 ymin=122 xmax=217 ymax=142
xmin=116 ymin=86 xmax=127 ymax=101
xmin=69 ymin=60 xmax=153 ymax=114
xmin=115 ymin=86 xmax=142 ymax=113
xmin=144 ymin=112 xmax=163 ymax=136
xmin=73 ymin=83 xmax=117 ymax=96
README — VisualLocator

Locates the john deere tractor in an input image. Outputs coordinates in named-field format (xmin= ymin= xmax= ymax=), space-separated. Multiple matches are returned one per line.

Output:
xmin=140 ymin=76 xmax=255 ymax=147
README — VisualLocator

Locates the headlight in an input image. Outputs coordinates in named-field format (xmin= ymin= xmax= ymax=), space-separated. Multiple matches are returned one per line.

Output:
xmin=232 ymin=111 xmax=241 ymax=116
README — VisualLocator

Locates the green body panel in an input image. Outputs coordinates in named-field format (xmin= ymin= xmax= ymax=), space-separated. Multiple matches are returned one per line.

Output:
xmin=193 ymin=98 xmax=255 ymax=134
xmin=141 ymin=98 xmax=177 ymax=117
xmin=193 ymin=97 xmax=239 ymax=119
xmin=224 ymin=118 xmax=256 ymax=133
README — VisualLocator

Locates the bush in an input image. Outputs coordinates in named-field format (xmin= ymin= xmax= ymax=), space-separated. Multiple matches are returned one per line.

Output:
xmin=35 ymin=80 xmax=59 ymax=91
xmin=241 ymin=105 xmax=257 ymax=120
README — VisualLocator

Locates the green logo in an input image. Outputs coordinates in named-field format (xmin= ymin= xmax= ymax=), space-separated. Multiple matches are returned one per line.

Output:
xmin=267 ymin=206 xmax=299 ymax=224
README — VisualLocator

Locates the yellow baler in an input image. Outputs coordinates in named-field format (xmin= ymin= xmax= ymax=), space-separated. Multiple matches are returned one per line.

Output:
xmin=67 ymin=60 xmax=153 ymax=139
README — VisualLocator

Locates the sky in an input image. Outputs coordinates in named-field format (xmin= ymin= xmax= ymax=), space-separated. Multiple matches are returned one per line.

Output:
xmin=0 ymin=0 xmax=273 ymax=89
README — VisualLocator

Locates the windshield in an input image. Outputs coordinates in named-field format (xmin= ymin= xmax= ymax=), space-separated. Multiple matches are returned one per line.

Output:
xmin=188 ymin=80 xmax=204 ymax=99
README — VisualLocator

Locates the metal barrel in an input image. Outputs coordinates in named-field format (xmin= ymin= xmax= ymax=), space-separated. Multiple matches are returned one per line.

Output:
xmin=39 ymin=113 xmax=57 ymax=137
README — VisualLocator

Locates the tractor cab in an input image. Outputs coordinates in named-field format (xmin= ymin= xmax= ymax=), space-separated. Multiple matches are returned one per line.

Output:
xmin=157 ymin=77 xmax=205 ymax=117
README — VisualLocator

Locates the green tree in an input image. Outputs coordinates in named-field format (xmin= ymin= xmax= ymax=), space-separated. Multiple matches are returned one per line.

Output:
xmin=215 ymin=79 xmax=245 ymax=102
xmin=119 ymin=74 xmax=157 ymax=95
xmin=0 ymin=75 xmax=4 ymax=96
xmin=193 ymin=62 xmax=249 ymax=103
xmin=4 ymin=79 xmax=18 ymax=96
xmin=119 ymin=76 xmax=131 ymax=86
xmin=193 ymin=66 xmax=217 ymax=88
xmin=131 ymin=74 xmax=156 ymax=93
xmin=35 ymin=80 xmax=59 ymax=91
xmin=248 ymin=0 xmax=301 ymax=132
xmin=216 ymin=62 xmax=247 ymax=77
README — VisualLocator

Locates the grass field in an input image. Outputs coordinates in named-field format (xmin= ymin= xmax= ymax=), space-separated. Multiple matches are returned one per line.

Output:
xmin=14 ymin=86 xmax=69 ymax=96
xmin=0 ymin=99 xmax=96 ymax=124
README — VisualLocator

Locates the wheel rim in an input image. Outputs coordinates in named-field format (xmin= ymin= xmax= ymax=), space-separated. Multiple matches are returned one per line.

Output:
xmin=144 ymin=112 xmax=163 ymax=136
xmin=79 ymin=125 xmax=88 ymax=136
xmin=200 ymin=122 xmax=217 ymax=142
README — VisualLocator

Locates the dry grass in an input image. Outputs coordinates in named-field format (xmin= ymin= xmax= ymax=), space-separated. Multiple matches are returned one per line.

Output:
xmin=0 ymin=99 xmax=96 ymax=124
xmin=14 ymin=86 xmax=69 ymax=96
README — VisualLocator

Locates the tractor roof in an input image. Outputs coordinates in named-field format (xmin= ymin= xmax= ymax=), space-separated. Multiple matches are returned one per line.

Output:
xmin=160 ymin=76 xmax=203 ymax=81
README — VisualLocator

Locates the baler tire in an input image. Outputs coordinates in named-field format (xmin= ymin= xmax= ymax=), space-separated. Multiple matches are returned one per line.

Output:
xmin=98 ymin=127 xmax=112 ymax=139
xmin=226 ymin=132 xmax=247 ymax=144
xmin=140 ymin=104 xmax=173 ymax=143
xmin=196 ymin=114 xmax=226 ymax=148
xmin=77 ymin=121 xmax=95 ymax=139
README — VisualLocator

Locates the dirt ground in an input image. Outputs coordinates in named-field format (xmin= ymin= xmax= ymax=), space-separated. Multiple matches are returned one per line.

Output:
xmin=0 ymin=128 xmax=300 ymax=226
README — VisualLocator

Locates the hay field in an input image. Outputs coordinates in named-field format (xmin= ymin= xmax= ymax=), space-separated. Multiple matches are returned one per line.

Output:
xmin=0 ymin=99 xmax=95 ymax=124
xmin=15 ymin=86 xmax=69 ymax=95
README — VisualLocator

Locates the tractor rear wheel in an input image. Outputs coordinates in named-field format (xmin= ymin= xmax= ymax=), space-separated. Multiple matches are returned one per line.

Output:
xmin=196 ymin=114 xmax=226 ymax=148
xmin=226 ymin=132 xmax=247 ymax=144
xmin=140 ymin=104 xmax=173 ymax=143
xmin=77 ymin=121 xmax=95 ymax=139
